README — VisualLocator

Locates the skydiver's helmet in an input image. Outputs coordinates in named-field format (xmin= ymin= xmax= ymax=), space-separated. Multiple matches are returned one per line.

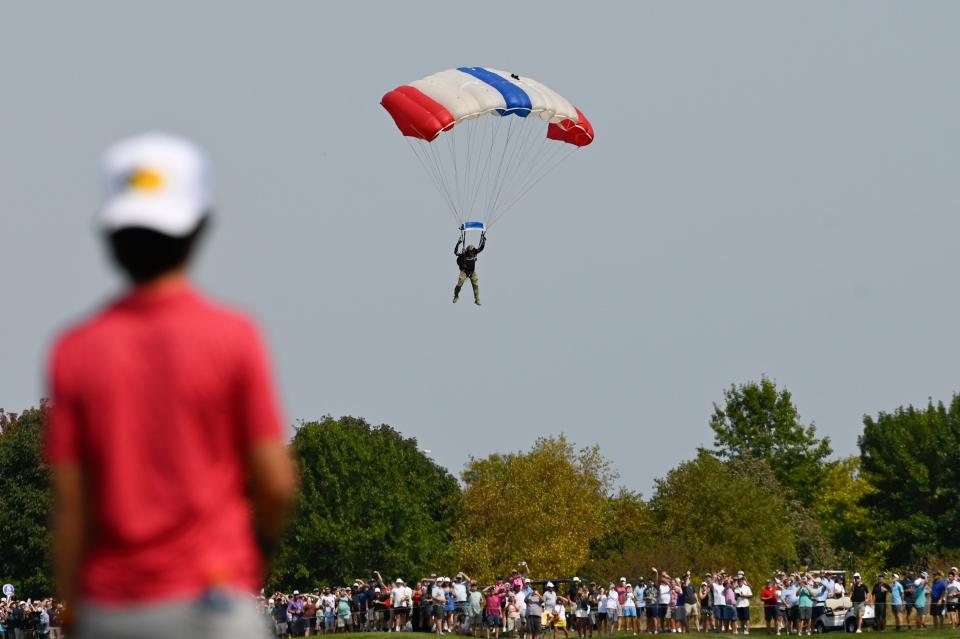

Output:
xmin=466 ymin=244 xmax=476 ymax=252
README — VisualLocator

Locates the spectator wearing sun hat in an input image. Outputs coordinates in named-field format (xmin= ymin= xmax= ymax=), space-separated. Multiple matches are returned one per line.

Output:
xmin=914 ymin=571 xmax=929 ymax=630
xmin=734 ymin=575 xmax=753 ymax=635
xmin=849 ymin=573 xmax=868 ymax=633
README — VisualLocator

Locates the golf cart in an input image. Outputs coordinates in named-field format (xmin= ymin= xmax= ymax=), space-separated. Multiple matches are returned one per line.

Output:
xmin=814 ymin=596 xmax=875 ymax=633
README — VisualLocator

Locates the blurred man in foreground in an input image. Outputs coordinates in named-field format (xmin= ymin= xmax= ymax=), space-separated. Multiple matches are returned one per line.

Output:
xmin=46 ymin=132 xmax=297 ymax=639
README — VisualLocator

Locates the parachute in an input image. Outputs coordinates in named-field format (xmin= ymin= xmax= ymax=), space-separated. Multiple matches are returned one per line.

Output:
xmin=381 ymin=67 xmax=594 ymax=232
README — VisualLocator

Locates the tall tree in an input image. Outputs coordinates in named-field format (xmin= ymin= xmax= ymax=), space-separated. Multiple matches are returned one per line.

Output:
xmin=582 ymin=489 xmax=656 ymax=580
xmin=649 ymin=452 xmax=801 ymax=578
xmin=454 ymin=435 xmax=616 ymax=582
xmin=859 ymin=396 xmax=960 ymax=566
xmin=811 ymin=456 xmax=876 ymax=561
xmin=0 ymin=404 xmax=53 ymax=597
xmin=269 ymin=416 xmax=461 ymax=589
xmin=710 ymin=376 xmax=832 ymax=506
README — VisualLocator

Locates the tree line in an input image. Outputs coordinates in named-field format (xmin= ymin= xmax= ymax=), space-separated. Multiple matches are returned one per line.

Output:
xmin=1 ymin=377 xmax=958 ymax=594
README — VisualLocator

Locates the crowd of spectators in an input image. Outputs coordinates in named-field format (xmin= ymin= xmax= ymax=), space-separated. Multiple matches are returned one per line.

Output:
xmin=0 ymin=598 xmax=61 ymax=639
xmin=256 ymin=564 xmax=960 ymax=638
xmin=6 ymin=564 xmax=960 ymax=638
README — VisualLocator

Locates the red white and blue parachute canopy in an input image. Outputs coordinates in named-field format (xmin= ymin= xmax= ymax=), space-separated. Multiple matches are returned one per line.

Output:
xmin=381 ymin=67 xmax=594 ymax=147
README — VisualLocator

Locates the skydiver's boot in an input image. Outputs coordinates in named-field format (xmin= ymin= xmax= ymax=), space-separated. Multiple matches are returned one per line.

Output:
xmin=453 ymin=285 xmax=461 ymax=303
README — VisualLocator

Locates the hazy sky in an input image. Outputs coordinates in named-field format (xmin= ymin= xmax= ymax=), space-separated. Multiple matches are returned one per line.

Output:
xmin=2 ymin=1 xmax=959 ymax=495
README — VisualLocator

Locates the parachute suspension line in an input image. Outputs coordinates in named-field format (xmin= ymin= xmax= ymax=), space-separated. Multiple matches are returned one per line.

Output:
xmin=496 ymin=135 xmax=554 ymax=210
xmin=404 ymin=111 xmax=582 ymax=231
xmin=462 ymin=115 xmax=479 ymax=216
xmin=482 ymin=116 xmax=516 ymax=226
xmin=426 ymin=139 xmax=462 ymax=223
xmin=487 ymin=115 xmax=543 ymax=222
xmin=469 ymin=115 xmax=504 ymax=222
xmin=468 ymin=116 xmax=495 ymax=218
xmin=427 ymin=133 xmax=463 ymax=222
xmin=447 ymin=125 xmax=463 ymax=221
xmin=491 ymin=146 xmax=577 ymax=227
xmin=488 ymin=116 xmax=529 ymax=220
xmin=491 ymin=134 xmax=560 ymax=221
xmin=406 ymin=138 xmax=459 ymax=224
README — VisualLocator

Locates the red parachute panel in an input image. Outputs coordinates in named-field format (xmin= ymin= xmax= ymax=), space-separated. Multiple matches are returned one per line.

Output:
xmin=547 ymin=107 xmax=594 ymax=147
xmin=381 ymin=86 xmax=456 ymax=142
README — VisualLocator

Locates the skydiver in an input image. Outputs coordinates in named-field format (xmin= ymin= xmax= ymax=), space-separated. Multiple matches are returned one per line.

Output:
xmin=453 ymin=231 xmax=486 ymax=305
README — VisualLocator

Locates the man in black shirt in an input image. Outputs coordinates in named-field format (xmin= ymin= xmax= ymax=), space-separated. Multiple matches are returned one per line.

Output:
xmin=453 ymin=233 xmax=486 ymax=305
xmin=587 ymin=583 xmax=600 ymax=637
xmin=7 ymin=601 xmax=23 ymax=638
xmin=851 ymin=573 xmax=869 ymax=633
xmin=904 ymin=571 xmax=917 ymax=624
xmin=872 ymin=575 xmax=890 ymax=631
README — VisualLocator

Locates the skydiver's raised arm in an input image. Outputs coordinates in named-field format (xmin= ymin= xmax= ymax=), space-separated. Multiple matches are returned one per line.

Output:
xmin=455 ymin=238 xmax=463 ymax=255
xmin=476 ymin=233 xmax=486 ymax=253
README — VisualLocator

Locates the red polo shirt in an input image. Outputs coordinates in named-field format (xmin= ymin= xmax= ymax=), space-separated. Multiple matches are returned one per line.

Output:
xmin=46 ymin=284 xmax=284 ymax=603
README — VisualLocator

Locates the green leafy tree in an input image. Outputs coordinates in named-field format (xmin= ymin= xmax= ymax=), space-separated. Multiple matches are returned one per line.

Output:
xmin=454 ymin=435 xmax=616 ymax=581
xmin=811 ymin=456 xmax=879 ymax=562
xmin=710 ymin=377 xmax=832 ymax=507
xmin=0 ymin=404 xmax=53 ymax=597
xmin=269 ymin=416 xmax=461 ymax=589
xmin=583 ymin=489 xmax=656 ymax=580
xmin=588 ymin=489 xmax=653 ymax=563
xmin=859 ymin=396 xmax=960 ymax=566
xmin=649 ymin=452 xmax=799 ymax=578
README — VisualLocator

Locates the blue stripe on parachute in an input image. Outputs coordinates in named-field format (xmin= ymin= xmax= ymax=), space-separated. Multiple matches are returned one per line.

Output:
xmin=457 ymin=67 xmax=531 ymax=117
xmin=461 ymin=221 xmax=486 ymax=231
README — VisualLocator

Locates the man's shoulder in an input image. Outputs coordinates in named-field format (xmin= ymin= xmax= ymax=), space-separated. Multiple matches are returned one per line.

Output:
xmin=50 ymin=293 xmax=136 ymax=362
xmin=53 ymin=288 xmax=259 ymax=348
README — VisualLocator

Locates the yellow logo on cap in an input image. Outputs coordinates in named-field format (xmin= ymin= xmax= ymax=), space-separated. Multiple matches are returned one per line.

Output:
xmin=127 ymin=168 xmax=165 ymax=192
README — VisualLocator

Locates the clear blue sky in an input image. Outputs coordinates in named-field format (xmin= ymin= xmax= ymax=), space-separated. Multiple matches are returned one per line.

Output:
xmin=2 ymin=1 xmax=959 ymax=494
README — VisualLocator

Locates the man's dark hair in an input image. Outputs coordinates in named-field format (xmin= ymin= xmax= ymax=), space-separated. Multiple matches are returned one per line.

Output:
xmin=108 ymin=216 xmax=209 ymax=283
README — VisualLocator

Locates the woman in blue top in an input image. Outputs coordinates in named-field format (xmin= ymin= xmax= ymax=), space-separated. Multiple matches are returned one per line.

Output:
xmin=891 ymin=575 xmax=904 ymax=630
xmin=445 ymin=583 xmax=456 ymax=631
xmin=797 ymin=581 xmax=814 ymax=636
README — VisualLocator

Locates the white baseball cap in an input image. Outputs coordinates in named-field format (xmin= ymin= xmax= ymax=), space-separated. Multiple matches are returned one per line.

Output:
xmin=100 ymin=132 xmax=211 ymax=237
